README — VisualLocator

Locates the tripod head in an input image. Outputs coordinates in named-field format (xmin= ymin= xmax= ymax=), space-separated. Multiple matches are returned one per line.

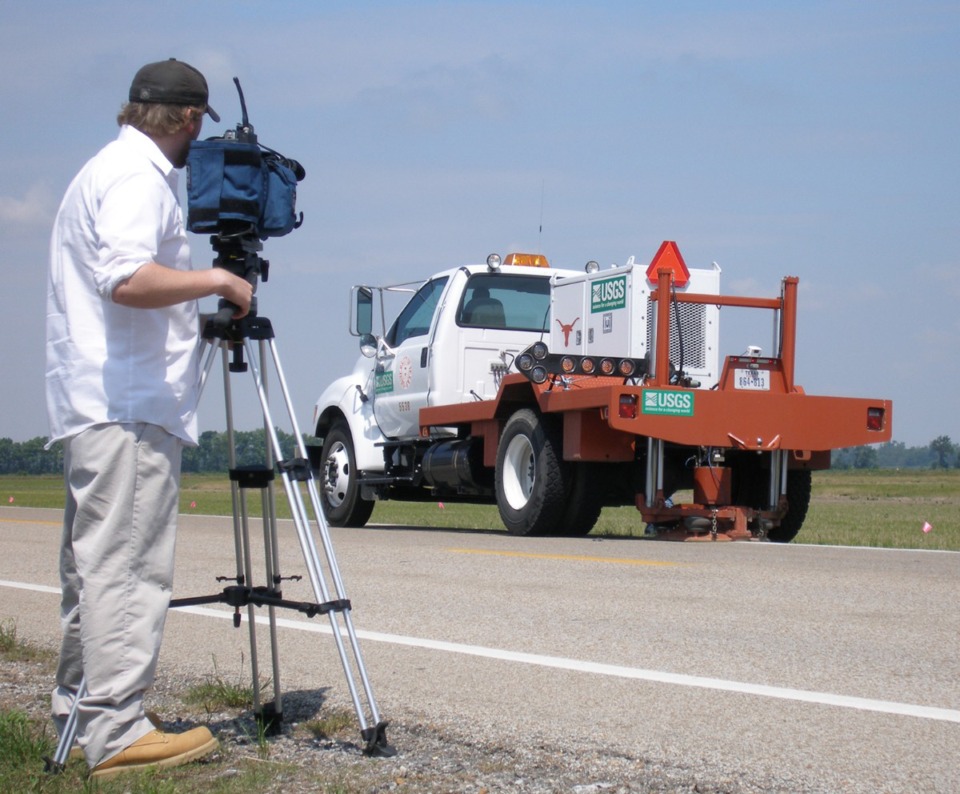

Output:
xmin=208 ymin=222 xmax=268 ymax=332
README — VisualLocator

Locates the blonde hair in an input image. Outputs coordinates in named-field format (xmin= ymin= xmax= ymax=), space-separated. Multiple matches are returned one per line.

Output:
xmin=117 ymin=102 xmax=204 ymax=136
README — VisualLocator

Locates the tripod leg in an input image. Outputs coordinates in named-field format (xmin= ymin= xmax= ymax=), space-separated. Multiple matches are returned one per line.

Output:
xmin=266 ymin=341 xmax=386 ymax=738
xmin=46 ymin=677 xmax=86 ymax=772
xmin=256 ymin=337 xmax=285 ymax=732
xmin=243 ymin=332 xmax=391 ymax=754
xmin=197 ymin=334 xmax=221 ymax=403
xmin=220 ymin=343 xmax=264 ymax=717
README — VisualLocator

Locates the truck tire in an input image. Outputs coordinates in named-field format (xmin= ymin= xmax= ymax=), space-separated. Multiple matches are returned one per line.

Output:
xmin=766 ymin=469 xmax=812 ymax=543
xmin=557 ymin=463 xmax=603 ymax=536
xmin=319 ymin=421 xmax=375 ymax=528
xmin=732 ymin=458 xmax=811 ymax=543
xmin=495 ymin=409 xmax=569 ymax=535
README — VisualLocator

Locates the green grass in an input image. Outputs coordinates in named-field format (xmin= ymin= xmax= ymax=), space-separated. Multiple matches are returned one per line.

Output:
xmin=1 ymin=475 xmax=65 ymax=510
xmin=304 ymin=707 xmax=356 ymax=741
xmin=0 ymin=706 xmax=349 ymax=794
xmin=0 ymin=631 xmax=359 ymax=793
xmin=0 ymin=619 xmax=53 ymax=664
xmin=797 ymin=469 xmax=958 ymax=550
xmin=182 ymin=657 xmax=254 ymax=713
xmin=2 ymin=470 xmax=957 ymax=551
xmin=0 ymin=710 xmax=61 ymax=791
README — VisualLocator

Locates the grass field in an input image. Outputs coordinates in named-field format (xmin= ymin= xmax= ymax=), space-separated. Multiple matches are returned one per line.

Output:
xmin=1 ymin=469 xmax=957 ymax=551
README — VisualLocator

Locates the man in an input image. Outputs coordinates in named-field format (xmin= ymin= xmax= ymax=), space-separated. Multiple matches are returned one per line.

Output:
xmin=45 ymin=58 xmax=254 ymax=779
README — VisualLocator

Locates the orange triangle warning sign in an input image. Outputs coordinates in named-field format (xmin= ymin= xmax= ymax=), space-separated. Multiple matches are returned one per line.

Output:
xmin=645 ymin=240 xmax=690 ymax=287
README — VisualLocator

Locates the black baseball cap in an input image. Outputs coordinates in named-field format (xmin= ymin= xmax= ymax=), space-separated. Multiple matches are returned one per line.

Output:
xmin=129 ymin=58 xmax=220 ymax=122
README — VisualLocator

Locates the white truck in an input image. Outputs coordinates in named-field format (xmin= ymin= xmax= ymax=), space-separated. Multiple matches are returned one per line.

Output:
xmin=308 ymin=243 xmax=892 ymax=541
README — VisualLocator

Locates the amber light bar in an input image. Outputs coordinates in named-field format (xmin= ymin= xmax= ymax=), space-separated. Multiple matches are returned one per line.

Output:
xmin=515 ymin=343 xmax=648 ymax=385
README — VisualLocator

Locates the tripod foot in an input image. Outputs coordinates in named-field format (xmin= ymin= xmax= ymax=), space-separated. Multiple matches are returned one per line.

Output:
xmin=256 ymin=702 xmax=284 ymax=737
xmin=361 ymin=720 xmax=396 ymax=757
xmin=43 ymin=757 xmax=67 ymax=775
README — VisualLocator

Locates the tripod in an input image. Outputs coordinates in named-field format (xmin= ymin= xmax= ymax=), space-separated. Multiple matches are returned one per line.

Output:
xmin=48 ymin=307 xmax=392 ymax=770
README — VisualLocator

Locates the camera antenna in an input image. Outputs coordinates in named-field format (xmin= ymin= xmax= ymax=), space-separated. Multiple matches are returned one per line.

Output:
xmin=233 ymin=77 xmax=256 ymax=144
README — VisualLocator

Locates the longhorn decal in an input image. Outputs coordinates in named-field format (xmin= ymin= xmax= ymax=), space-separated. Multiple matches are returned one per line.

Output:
xmin=556 ymin=317 xmax=580 ymax=347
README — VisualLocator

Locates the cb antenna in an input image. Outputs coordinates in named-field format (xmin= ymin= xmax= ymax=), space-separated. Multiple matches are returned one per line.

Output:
xmin=538 ymin=179 xmax=545 ymax=254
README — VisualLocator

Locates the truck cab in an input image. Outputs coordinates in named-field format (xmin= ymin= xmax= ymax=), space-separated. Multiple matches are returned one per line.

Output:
xmin=368 ymin=261 xmax=564 ymax=438
xmin=310 ymin=254 xmax=581 ymax=525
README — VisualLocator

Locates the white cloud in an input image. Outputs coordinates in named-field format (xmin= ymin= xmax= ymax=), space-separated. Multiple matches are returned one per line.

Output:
xmin=0 ymin=184 xmax=57 ymax=230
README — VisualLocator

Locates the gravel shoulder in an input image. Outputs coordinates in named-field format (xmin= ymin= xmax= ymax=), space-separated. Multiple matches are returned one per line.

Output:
xmin=2 ymin=649 xmax=810 ymax=793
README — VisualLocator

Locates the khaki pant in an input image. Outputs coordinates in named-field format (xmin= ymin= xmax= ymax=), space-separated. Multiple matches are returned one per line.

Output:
xmin=51 ymin=423 xmax=182 ymax=766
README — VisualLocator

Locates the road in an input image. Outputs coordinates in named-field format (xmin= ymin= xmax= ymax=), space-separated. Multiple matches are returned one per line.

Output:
xmin=2 ymin=505 xmax=958 ymax=791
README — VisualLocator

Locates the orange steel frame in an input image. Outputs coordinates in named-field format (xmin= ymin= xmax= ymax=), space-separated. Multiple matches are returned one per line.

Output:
xmin=420 ymin=270 xmax=892 ymax=538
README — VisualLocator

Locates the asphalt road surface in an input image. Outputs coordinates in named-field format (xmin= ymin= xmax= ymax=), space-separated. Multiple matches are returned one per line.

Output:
xmin=2 ymin=505 xmax=958 ymax=791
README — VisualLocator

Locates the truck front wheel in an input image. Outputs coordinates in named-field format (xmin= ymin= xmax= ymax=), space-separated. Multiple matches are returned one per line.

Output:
xmin=319 ymin=421 xmax=375 ymax=528
xmin=495 ymin=409 xmax=568 ymax=535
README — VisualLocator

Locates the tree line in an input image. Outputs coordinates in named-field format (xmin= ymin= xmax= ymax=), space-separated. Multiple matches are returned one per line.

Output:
xmin=832 ymin=436 xmax=958 ymax=470
xmin=1 ymin=431 xmax=957 ymax=476
xmin=0 ymin=429 xmax=307 ymax=476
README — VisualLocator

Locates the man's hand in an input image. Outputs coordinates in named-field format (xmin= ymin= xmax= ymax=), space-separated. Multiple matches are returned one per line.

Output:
xmin=212 ymin=269 xmax=254 ymax=319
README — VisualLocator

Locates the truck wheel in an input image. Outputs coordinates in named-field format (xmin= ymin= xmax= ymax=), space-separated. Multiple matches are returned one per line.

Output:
xmin=766 ymin=469 xmax=812 ymax=543
xmin=495 ymin=409 xmax=568 ymax=535
xmin=319 ymin=421 xmax=374 ymax=528
xmin=732 ymin=459 xmax=811 ymax=543
xmin=557 ymin=463 xmax=603 ymax=536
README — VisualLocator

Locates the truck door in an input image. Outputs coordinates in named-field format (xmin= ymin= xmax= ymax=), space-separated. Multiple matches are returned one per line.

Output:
xmin=372 ymin=276 xmax=449 ymax=439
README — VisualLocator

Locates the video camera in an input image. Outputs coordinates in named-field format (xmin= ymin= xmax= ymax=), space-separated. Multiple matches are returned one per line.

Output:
xmin=186 ymin=78 xmax=306 ymax=328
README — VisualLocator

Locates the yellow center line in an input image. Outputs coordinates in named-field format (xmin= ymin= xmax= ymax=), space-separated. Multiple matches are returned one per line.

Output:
xmin=0 ymin=517 xmax=61 ymax=526
xmin=447 ymin=548 xmax=685 ymax=567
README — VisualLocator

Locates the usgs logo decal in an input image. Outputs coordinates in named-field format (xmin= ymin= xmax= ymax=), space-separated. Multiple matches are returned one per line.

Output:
xmin=591 ymin=275 xmax=627 ymax=313
xmin=642 ymin=389 xmax=695 ymax=416
xmin=375 ymin=371 xmax=394 ymax=394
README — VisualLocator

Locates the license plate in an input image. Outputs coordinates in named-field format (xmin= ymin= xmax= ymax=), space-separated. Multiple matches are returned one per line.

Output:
xmin=734 ymin=368 xmax=770 ymax=390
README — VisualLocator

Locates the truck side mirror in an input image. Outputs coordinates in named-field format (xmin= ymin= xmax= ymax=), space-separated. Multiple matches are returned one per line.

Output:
xmin=355 ymin=286 xmax=373 ymax=336
xmin=359 ymin=333 xmax=377 ymax=358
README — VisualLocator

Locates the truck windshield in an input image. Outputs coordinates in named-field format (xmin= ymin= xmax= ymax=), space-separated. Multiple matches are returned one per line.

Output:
xmin=456 ymin=274 xmax=551 ymax=331
xmin=385 ymin=277 xmax=449 ymax=347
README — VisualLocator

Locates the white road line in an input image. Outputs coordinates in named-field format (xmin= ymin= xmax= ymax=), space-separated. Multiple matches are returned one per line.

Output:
xmin=1 ymin=580 xmax=61 ymax=594
xmin=5 ymin=578 xmax=957 ymax=725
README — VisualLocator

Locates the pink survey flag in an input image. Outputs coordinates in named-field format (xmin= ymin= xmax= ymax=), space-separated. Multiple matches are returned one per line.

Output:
xmin=922 ymin=521 xmax=933 ymax=533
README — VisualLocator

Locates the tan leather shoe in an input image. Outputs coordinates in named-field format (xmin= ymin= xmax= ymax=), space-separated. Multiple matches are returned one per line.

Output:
xmin=90 ymin=727 xmax=218 ymax=780
xmin=69 ymin=710 xmax=163 ymax=763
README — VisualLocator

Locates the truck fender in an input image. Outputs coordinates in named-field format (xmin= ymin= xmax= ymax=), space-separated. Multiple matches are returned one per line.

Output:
xmin=312 ymin=373 xmax=387 ymax=472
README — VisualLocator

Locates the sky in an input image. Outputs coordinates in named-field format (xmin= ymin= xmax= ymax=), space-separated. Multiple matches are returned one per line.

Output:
xmin=1 ymin=1 xmax=957 ymax=449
